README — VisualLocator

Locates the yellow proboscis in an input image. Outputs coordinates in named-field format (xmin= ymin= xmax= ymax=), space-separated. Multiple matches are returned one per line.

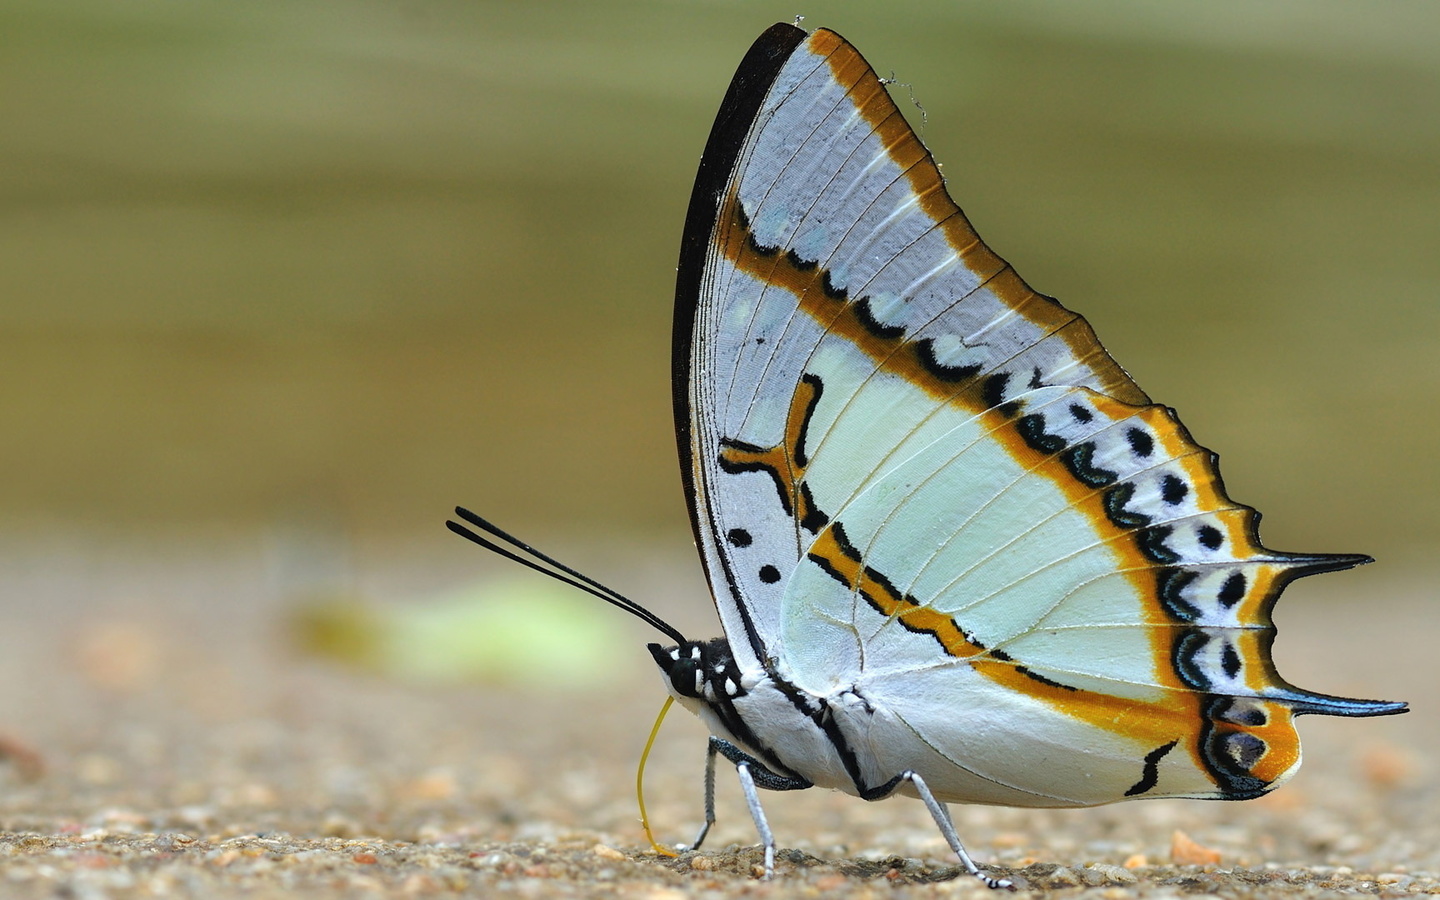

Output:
xmin=637 ymin=694 xmax=679 ymax=857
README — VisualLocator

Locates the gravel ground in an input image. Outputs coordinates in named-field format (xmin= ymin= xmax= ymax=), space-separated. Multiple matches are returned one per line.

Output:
xmin=0 ymin=542 xmax=1430 ymax=898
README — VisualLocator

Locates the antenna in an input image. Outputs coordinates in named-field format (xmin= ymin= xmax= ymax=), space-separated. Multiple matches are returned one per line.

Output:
xmin=446 ymin=507 xmax=688 ymax=646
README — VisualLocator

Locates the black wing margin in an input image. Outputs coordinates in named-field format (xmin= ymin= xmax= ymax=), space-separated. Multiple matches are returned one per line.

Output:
xmin=673 ymin=23 xmax=807 ymax=558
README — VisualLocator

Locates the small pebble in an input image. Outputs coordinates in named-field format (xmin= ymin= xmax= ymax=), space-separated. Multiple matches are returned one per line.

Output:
xmin=591 ymin=844 xmax=626 ymax=862
xmin=1171 ymin=830 xmax=1222 ymax=866
xmin=1047 ymin=866 xmax=1081 ymax=886
xmin=1085 ymin=864 xmax=1137 ymax=885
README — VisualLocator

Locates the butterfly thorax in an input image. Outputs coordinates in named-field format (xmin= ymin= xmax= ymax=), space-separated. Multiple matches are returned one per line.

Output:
xmin=649 ymin=639 xmax=894 ymax=795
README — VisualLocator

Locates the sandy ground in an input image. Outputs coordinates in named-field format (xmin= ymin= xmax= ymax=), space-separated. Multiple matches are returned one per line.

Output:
xmin=0 ymin=542 xmax=1431 ymax=899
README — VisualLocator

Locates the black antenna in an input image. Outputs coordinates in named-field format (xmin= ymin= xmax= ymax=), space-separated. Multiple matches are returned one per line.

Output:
xmin=446 ymin=507 xmax=688 ymax=646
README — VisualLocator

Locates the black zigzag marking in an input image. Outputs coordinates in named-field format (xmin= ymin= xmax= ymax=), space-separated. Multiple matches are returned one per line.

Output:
xmin=1124 ymin=739 xmax=1179 ymax=796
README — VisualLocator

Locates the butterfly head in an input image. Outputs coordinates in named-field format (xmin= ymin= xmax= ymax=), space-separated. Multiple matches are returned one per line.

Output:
xmin=648 ymin=638 xmax=744 ymax=705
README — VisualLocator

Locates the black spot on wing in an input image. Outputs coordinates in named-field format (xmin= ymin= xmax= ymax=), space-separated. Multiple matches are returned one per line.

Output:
xmin=758 ymin=565 xmax=781 ymax=584
xmin=1224 ymin=732 xmax=1266 ymax=770
xmin=1218 ymin=572 xmax=1246 ymax=608
xmin=1126 ymin=427 xmax=1154 ymax=458
xmin=1217 ymin=702 xmax=1267 ymax=727
xmin=1197 ymin=525 xmax=1224 ymax=550
xmin=1068 ymin=403 xmax=1093 ymax=423
xmin=727 ymin=528 xmax=752 ymax=547
xmin=1199 ymin=696 xmax=1270 ymax=798
xmin=1160 ymin=474 xmax=1189 ymax=505
xmin=1221 ymin=642 xmax=1242 ymax=679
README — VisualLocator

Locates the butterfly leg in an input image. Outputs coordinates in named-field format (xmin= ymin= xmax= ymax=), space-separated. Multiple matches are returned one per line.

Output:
xmin=863 ymin=771 xmax=1012 ymax=890
xmin=703 ymin=736 xmax=811 ymax=878
xmin=679 ymin=738 xmax=720 ymax=851
xmin=735 ymin=761 xmax=776 ymax=877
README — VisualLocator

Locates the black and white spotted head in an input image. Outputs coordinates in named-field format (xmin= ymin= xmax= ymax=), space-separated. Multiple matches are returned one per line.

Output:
xmin=648 ymin=638 xmax=745 ymax=705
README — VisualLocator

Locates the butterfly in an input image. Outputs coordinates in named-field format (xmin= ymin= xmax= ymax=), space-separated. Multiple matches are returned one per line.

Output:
xmin=450 ymin=21 xmax=1407 ymax=888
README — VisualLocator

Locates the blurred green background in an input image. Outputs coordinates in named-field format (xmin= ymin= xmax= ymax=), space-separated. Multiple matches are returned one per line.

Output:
xmin=3 ymin=0 xmax=1437 ymax=574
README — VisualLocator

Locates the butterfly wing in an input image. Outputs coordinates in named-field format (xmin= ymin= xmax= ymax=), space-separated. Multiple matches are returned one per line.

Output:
xmin=675 ymin=23 xmax=1405 ymax=804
